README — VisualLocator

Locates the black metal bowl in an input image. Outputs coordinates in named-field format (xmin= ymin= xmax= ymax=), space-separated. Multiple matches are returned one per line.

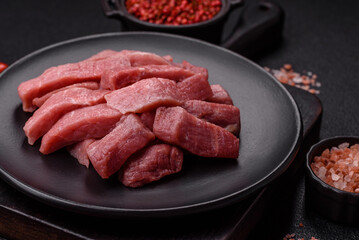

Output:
xmin=101 ymin=0 xmax=243 ymax=44
xmin=305 ymin=136 xmax=359 ymax=226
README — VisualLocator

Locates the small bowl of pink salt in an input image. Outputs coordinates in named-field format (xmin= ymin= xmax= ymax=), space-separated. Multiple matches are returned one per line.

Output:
xmin=306 ymin=136 xmax=359 ymax=225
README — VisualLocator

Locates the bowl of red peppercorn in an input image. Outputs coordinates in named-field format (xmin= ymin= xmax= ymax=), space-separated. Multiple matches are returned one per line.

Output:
xmin=305 ymin=136 xmax=359 ymax=226
xmin=101 ymin=0 xmax=243 ymax=44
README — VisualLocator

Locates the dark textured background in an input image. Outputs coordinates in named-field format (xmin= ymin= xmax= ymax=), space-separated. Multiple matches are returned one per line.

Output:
xmin=1 ymin=0 xmax=359 ymax=239
xmin=247 ymin=1 xmax=359 ymax=239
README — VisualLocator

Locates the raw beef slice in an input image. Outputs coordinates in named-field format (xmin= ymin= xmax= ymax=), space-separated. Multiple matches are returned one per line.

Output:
xmin=32 ymin=81 xmax=100 ymax=108
xmin=177 ymin=73 xmax=213 ymax=101
xmin=119 ymin=144 xmax=183 ymax=188
xmin=40 ymin=104 xmax=122 ymax=154
xmin=100 ymin=65 xmax=194 ymax=90
xmin=153 ymin=107 xmax=239 ymax=159
xmin=121 ymin=50 xmax=171 ymax=66
xmin=139 ymin=111 xmax=156 ymax=131
xmin=206 ymin=84 xmax=233 ymax=105
xmin=24 ymin=88 xmax=109 ymax=145
xmin=179 ymin=60 xmax=208 ymax=77
xmin=88 ymin=113 xmax=155 ymax=179
xmin=67 ymin=139 xmax=96 ymax=168
xmin=105 ymin=78 xmax=182 ymax=114
xmin=182 ymin=100 xmax=240 ymax=135
xmin=18 ymin=53 xmax=130 ymax=112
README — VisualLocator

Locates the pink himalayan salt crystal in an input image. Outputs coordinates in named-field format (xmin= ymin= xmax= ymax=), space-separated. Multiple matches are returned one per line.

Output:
xmin=264 ymin=64 xmax=321 ymax=94
xmin=311 ymin=143 xmax=359 ymax=193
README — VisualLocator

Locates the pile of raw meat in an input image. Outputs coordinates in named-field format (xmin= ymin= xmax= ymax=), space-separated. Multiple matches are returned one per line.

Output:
xmin=18 ymin=50 xmax=240 ymax=188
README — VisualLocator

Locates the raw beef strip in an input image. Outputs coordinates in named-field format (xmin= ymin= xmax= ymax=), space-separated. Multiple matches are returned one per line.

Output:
xmin=153 ymin=107 xmax=239 ymax=159
xmin=105 ymin=78 xmax=182 ymax=114
xmin=24 ymin=88 xmax=109 ymax=145
xmin=121 ymin=50 xmax=170 ymax=66
xmin=67 ymin=139 xmax=95 ymax=168
xmin=88 ymin=114 xmax=155 ymax=179
xmin=182 ymin=100 xmax=240 ymax=135
xmin=18 ymin=54 xmax=130 ymax=112
xmin=40 ymin=104 xmax=122 ymax=154
xmin=90 ymin=50 xmax=170 ymax=66
xmin=86 ymin=49 xmax=121 ymax=61
xmin=206 ymin=84 xmax=233 ymax=105
xmin=162 ymin=55 xmax=173 ymax=62
xmin=32 ymin=81 xmax=99 ymax=108
xmin=119 ymin=144 xmax=183 ymax=188
xmin=177 ymin=73 xmax=213 ymax=101
xmin=100 ymin=65 xmax=194 ymax=90
xmin=179 ymin=60 xmax=208 ymax=78
xmin=140 ymin=111 xmax=156 ymax=131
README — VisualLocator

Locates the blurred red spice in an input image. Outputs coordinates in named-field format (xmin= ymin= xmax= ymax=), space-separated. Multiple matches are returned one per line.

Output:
xmin=0 ymin=62 xmax=8 ymax=73
xmin=125 ymin=0 xmax=222 ymax=25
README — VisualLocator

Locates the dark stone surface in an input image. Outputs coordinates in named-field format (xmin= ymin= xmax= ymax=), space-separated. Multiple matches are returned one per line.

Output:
xmin=248 ymin=1 xmax=359 ymax=239
xmin=1 ymin=0 xmax=358 ymax=239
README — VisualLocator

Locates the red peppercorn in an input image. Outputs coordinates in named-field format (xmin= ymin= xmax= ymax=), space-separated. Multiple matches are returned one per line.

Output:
xmin=126 ymin=0 xmax=222 ymax=25
xmin=0 ymin=62 xmax=8 ymax=73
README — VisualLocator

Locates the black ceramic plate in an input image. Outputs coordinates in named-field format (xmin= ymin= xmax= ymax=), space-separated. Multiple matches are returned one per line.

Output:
xmin=0 ymin=32 xmax=301 ymax=218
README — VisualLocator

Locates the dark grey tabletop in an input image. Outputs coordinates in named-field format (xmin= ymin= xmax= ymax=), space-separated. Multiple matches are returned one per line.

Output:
xmin=247 ymin=1 xmax=359 ymax=239
xmin=1 ymin=0 xmax=359 ymax=239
